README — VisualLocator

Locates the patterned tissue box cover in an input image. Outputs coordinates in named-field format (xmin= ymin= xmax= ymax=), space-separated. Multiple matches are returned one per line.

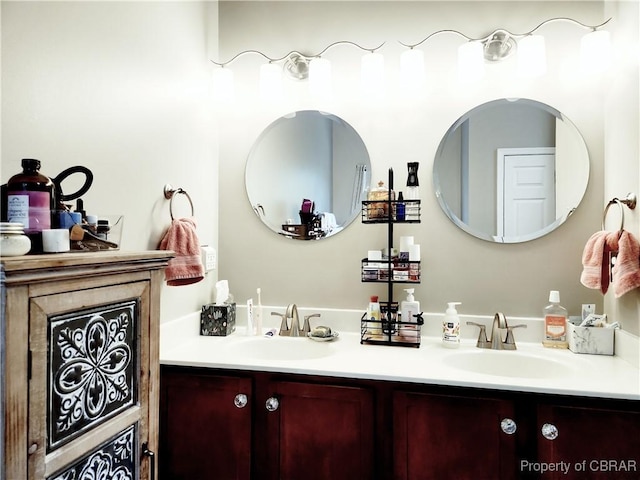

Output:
xmin=200 ymin=303 xmax=236 ymax=336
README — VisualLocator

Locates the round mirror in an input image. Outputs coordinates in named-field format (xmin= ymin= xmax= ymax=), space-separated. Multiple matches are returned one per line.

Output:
xmin=433 ymin=98 xmax=589 ymax=243
xmin=246 ymin=110 xmax=371 ymax=240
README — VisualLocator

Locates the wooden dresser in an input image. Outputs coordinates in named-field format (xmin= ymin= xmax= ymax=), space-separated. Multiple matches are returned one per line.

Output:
xmin=1 ymin=251 xmax=172 ymax=480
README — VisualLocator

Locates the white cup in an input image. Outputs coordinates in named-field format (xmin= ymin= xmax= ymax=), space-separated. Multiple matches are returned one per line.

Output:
xmin=42 ymin=229 xmax=70 ymax=253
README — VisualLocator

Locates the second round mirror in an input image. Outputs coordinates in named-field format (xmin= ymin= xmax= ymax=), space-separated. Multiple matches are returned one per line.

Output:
xmin=433 ymin=98 xmax=590 ymax=243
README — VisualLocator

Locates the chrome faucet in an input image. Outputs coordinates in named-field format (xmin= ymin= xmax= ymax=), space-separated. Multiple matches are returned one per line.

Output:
xmin=467 ymin=312 xmax=527 ymax=350
xmin=271 ymin=304 xmax=302 ymax=337
xmin=272 ymin=305 xmax=320 ymax=337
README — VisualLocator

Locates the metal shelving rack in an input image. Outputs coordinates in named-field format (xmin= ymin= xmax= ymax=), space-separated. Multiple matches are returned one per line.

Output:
xmin=360 ymin=168 xmax=423 ymax=348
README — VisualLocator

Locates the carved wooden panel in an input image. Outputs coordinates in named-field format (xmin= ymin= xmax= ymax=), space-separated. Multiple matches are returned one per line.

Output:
xmin=48 ymin=424 xmax=138 ymax=480
xmin=48 ymin=300 xmax=139 ymax=451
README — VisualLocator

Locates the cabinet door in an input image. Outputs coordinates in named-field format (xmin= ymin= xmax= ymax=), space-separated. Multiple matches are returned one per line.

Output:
xmin=393 ymin=390 xmax=517 ymax=480
xmin=536 ymin=403 xmax=640 ymax=479
xmin=159 ymin=370 xmax=252 ymax=480
xmin=28 ymin=282 xmax=153 ymax=480
xmin=264 ymin=380 xmax=375 ymax=480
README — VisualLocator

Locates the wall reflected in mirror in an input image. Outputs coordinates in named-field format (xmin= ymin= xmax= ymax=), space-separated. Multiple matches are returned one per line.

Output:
xmin=433 ymin=98 xmax=590 ymax=243
xmin=245 ymin=110 xmax=371 ymax=240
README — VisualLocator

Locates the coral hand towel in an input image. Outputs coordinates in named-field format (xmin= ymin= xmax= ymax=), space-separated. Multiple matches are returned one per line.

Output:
xmin=580 ymin=231 xmax=611 ymax=294
xmin=612 ymin=230 xmax=640 ymax=298
xmin=158 ymin=217 xmax=204 ymax=286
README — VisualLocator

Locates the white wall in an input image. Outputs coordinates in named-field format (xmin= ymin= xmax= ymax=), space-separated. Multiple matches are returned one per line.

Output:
xmin=217 ymin=1 xmax=620 ymax=327
xmin=1 ymin=1 xmax=220 ymax=322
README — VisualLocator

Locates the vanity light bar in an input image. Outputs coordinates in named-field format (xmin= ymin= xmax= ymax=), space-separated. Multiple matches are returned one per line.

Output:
xmin=400 ymin=17 xmax=612 ymax=81
xmin=210 ymin=17 xmax=611 ymax=102
xmin=211 ymin=40 xmax=385 ymax=102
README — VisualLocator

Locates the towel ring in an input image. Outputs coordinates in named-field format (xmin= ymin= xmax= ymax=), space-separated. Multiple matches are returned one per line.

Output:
xmin=163 ymin=184 xmax=195 ymax=220
xmin=601 ymin=193 xmax=637 ymax=234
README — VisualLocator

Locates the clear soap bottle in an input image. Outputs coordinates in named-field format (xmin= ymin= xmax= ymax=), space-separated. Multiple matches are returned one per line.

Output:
xmin=543 ymin=290 xmax=568 ymax=348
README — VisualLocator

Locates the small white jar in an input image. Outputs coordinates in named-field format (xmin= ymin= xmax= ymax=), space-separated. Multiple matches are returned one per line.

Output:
xmin=1 ymin=231 xmax=31 ymax=256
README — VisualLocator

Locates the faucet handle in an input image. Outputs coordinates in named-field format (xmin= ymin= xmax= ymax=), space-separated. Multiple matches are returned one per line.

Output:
xmin=271 ymin=312 xmax=289 ymax=336
xmin=503 ymin=324 xmax=527 ymax=349
xmin=467 ymin=321 xmax=491 ymax=349
xmin=302 ymin=313 xmax=321 ymax=334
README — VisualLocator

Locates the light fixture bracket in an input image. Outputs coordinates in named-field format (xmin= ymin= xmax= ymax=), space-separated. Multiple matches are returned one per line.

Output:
xmin=284 ymin=53 xmax=311 ymax=80
xmin=483 ymin=30 xmax=517 ymax=62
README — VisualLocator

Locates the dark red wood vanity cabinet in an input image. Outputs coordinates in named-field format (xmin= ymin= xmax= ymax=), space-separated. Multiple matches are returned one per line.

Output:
xmin=159 ymin=367 xmax=374 ymax=480
xmin=393 ymin=390 xmax=518 ymax=480
xmin=159 ymin=369 xmax=253 ymax=480
xmin=159 ymin=367 xmax=640 ymax=480
xmin=535 ymin=402 xmax=640 ymax=480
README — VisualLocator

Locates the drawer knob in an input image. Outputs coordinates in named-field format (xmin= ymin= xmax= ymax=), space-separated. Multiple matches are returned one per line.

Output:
xmin=500 ymin=418 xmax=517 ymax=435
xmin=234 ymin=393 xmax=248 ymax=409
xmin=541 ymin=423 xmax=559 ymax=440
xmin=265 ymin=396 xmax=280 ymax=412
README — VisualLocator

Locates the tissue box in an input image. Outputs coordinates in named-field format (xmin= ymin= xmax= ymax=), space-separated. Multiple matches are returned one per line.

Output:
xmin=200 ymin=303 xmax=236 ymax=336
xmin=567 ymin=321 xmax=614 ymax=355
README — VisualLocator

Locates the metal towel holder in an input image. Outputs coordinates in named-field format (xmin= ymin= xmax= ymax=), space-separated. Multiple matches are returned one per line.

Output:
xmin=163 ymin=184 xmax=195 ymax=220
xmin=601 ymin=193 xmax=636 ymax=235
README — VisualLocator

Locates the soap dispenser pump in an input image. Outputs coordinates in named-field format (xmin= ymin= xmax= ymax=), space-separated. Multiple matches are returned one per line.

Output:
xmin=442 ymin=302 xmax=462 ymax=348
xmin=401 ymin=288 xmax=420 ymax=324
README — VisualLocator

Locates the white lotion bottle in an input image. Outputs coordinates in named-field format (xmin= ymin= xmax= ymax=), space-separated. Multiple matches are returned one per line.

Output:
xmin=442 ymin=302 xmax=462 ymax=348
xmin=400 ymin=288 xmax=420 ymax=336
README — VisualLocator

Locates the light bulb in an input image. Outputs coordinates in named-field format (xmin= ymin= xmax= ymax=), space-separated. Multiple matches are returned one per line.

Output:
xmin=458 ymin=41 xmax=485 ymax=83
xmin=518 ymin=34 xmax=547 ymax=77
xmin=361 ymin=51 xmax=385 ymax=99
xmin=212 ymin=67 xmax=234 ymax=103
xmin=259 ymin=63 xmax=283 ymax=102
xmin=580 ymin=30 xmax=611 ymax=74
xmin=400 ymin=48 xmax=426 ymax=91
xmin=309 ymin=57 xmax=332 ymax=99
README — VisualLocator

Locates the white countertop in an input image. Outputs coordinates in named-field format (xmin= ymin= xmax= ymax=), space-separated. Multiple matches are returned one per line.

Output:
xmin=160 ymin=309 xmax=640 ymax=401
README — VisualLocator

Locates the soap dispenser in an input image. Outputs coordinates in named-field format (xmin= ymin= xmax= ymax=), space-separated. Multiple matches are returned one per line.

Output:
xmin=442 ymin=302 xmax=462 ymax=348
xmin=400 ymin=288 xmax=420 ymax=338
xmin=401 ymin=288 xmax=420 ymax=325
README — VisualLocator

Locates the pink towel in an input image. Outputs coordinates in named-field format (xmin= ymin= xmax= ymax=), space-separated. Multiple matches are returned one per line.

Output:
xmin=158 ymin=217 xmax=204 ymax=286
xmin=580 ymin=230 xmax=640 ymax=297
xmin=612 ymin=230 xmax=640 ymax=298
xmin=580 ymin=231 xmax=611 ymax=293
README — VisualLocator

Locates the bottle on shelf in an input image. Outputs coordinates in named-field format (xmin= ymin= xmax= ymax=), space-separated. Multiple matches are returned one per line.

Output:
xmin=367 ymin=295 xmax=382 ymax=336
xmin=396 ymin=191 xmax=406 ymax=221
xmin=405 ymin=162 xmax=420 ymax=220
xmin=400 ymin=288 xmax=420 ymax=338
xmin=4 ymin=158 xmax=56 ymax=253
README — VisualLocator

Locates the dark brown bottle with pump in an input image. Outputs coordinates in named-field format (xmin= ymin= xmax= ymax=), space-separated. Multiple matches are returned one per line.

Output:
xmin=5 ymin=159 xmax=55 ymax=253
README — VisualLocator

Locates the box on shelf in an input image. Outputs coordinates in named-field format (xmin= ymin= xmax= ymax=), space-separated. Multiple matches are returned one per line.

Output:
xmin=200 ymin=302 xmax=236 ymax=336
xmin=567 ymin=321 xmax=614 ymax=355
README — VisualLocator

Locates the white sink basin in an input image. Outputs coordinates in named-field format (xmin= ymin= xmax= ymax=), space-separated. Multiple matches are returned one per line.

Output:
xmin=445 ymin=349 xmax=577 ymax=378
xmin=231 ymin=336 xmax=337 ymax=361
